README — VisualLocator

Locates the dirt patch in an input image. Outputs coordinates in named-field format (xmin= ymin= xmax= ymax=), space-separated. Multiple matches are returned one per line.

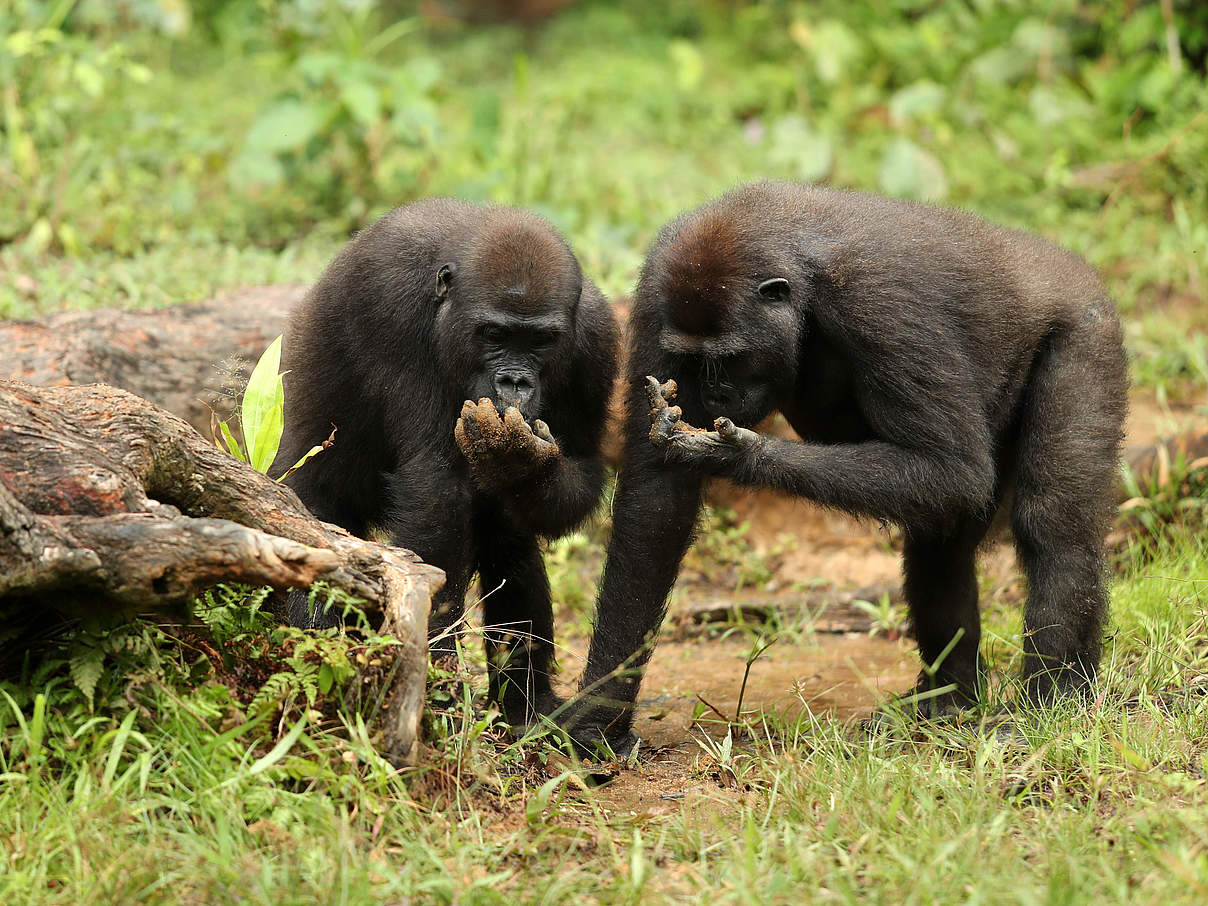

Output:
xmin=551 ymin=632 xmax=916 ymax=818
xmin=1125 ymin=387 xmax=1203 ymax=447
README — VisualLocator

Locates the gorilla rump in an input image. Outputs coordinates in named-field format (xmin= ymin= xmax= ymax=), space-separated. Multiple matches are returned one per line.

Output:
xmin=271 ymin=199 xmax=619 ymax=725
xmin=566 ymin=181 xmax=1127 ymax=752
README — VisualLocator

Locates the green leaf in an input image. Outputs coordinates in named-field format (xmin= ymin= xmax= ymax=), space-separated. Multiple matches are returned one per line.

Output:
xmin=103 ymin=710 xmax=139 ymax=790
xmin=218 ymin=420 xmax=246 ymax=462
xmin=878 ymin=138 xmax=948 ymax=202
xmin=339 ymin=79 xmax=381 ymax=126
xmin=888 ymin=81 xmax=945 ymax=127
xmin=246 ymin=99 xmax=324 ymax=154
xmin=248 ymin=713 xmax=309 ymax=776
xmin=227 ymin=148 xmax=286 ymax=191
xmin=767 ymin=114 xmax=833 ymax=183
xmin=668 ymin=40 xmax=704 ymax=91
xmin=399 ymin=56 xmax=441 ymax=94
xmin=69 ymin=644 xmax=105 ymax=705
xmin=809 ymin=20 xmax=862 ymax=85
xmin=242 ymin=335 xmax=285 ymax=474
xmin=72 ymin=60 xmax=104 ymax=98
xmin=525 ymin=772 xmax=572 ymax=826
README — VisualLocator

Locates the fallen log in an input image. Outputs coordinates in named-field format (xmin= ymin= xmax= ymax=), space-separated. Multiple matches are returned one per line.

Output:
xmin=0 ymin=286 xmax=306 ymax=436
xmin=0 ymin=380 xmax=443 ymax=764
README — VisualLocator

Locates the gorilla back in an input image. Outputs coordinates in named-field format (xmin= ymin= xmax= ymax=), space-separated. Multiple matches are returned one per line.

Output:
xmin=568 ymin=181 xmax=1127 ymax=752
xmin=272 ymin=199 xmax=619 ymax=725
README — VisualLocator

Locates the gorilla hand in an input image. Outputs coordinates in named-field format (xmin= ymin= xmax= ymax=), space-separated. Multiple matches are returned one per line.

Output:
xmin=455 ymin=398 xmax=561 ymax=489
xmin=645 ymin=375 xmax=762 ymax=472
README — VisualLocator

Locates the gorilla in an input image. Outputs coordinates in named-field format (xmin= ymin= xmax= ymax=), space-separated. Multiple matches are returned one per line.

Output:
xmin=563 ymin=181 xmax=1127 ymax=752
xmin=271 ymin=199 xmax=619 ymax=726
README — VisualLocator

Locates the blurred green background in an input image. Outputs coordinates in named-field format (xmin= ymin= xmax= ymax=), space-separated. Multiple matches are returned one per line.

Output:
xmin=2 ymin=0 xmax=1206 ymax=391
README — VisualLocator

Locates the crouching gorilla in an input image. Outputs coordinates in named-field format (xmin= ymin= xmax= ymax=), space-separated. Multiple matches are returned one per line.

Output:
xmin=270 ymin=199 xmax=618 ymax=726
xmin=562 ymin=181 xmax=1127 ymax=753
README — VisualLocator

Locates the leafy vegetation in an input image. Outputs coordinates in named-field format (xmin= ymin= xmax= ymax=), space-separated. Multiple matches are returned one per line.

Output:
xmin=2 ymin=1 xmax=1207 ymax=903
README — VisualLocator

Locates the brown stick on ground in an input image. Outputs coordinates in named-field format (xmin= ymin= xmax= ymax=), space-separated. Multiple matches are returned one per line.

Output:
xmin=0 ymin=380 xmax=442 ymax=764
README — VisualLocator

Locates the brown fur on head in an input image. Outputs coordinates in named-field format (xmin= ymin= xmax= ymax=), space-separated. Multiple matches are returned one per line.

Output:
xmin=459 ymin=212 xmax=582 ymax=315
xmin=656 ymin=210 xmax=750 ymax=337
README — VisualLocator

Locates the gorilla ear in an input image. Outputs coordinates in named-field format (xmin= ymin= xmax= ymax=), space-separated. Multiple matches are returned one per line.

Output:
xmin=758 ymin=277 xmax=791 ymax=303
xmin=436 ymin=263 xmax=456 ymax=300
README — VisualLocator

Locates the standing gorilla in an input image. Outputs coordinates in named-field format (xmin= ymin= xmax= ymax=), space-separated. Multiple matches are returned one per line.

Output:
xmin=271 ymin=199 xmax=619 ymax=726
xmin=564 ymin=182 xmax=1127 ymax=752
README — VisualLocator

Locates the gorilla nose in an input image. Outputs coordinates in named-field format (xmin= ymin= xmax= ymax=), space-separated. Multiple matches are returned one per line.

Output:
xmin=494 ymin=373 xmax=535 ymax=408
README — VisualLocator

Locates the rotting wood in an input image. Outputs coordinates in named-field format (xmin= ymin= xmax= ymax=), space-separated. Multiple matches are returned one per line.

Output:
xmin=0 ymin=380 xmax=442 ymax=764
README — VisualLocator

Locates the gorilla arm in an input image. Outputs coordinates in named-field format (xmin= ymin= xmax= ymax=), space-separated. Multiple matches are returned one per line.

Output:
xmin=646 ymin=376 xmax=996 ymax=530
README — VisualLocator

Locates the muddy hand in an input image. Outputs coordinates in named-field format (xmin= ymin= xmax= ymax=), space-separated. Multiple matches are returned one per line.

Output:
xmin=455 ymin=398 xmax=560 ymax=481
xmin=655 ymin=415 xmax=762 ymax=473
xmin=712 ymin=416 xmax=762 ymax=450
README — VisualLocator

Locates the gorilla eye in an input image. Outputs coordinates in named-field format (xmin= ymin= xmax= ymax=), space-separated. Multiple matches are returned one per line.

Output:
xmin=758 ymin=277 xmax=791 ymax=303
xmin=480 ymin=325 xmax=507 ymax=345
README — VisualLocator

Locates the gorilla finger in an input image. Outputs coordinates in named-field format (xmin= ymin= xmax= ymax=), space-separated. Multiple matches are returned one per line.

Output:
xmin=476 ymin=397 xmax=502 ymax=421
xmin=714 ymin=417 xmax=737 ymax=440
xmin=475 ymin=398 xmax=507 ymax=444
xmin=644 ymin=375 xmax=668 ymax=410
xmin=456 ymin=413 xmax=484 ymax=450
xmin=532 ymin=419 xmax=556 ymax=444
xmin=674 ymin=431 xmax=722 ymax=453
xmin=502 ymin=406 xmax=533 ymax=446
xmin=660 ymin=378 xmax=678 ymax=402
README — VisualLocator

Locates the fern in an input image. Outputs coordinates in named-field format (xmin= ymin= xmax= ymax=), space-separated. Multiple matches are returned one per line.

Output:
xmin=67 ymin=643 xmax=105 ymax=706
xmin=249 ymin=671 xmax=302 ymax=716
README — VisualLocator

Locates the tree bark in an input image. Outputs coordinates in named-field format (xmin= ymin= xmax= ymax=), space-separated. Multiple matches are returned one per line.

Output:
xmin=0 ymin=380 xmax=442 ymax=764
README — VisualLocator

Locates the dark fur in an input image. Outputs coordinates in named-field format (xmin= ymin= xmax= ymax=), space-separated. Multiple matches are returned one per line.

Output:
xmin=564 ymin=182 xmax=1127 ymax=751
xmin=272 ymin=198 xmax=619 ymax=724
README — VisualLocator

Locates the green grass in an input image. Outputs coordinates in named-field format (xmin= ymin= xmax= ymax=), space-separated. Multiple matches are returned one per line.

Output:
xmin=2 ymin=537 xmax=1207 ymax=904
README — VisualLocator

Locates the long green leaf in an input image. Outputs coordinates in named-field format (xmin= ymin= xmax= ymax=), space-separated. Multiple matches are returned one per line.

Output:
xmin=103 ymin=710 xmax=139 ymax=790
xmin=219 ymin=420 xmax=247 ymax=462
xmin=242 ymin=335 xmax=285 ymax=473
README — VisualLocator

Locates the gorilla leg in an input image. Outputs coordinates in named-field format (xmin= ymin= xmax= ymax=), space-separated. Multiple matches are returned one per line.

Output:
xmin=902 ymin=518 xmax=991 ymax=713
xmin=1011 ymin=316 xmax=1125 ymax=702
xmin=474 ymin=515 xmax=559 ymax=724
xmin=570 ymin=457 xmax=705 ymax=748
